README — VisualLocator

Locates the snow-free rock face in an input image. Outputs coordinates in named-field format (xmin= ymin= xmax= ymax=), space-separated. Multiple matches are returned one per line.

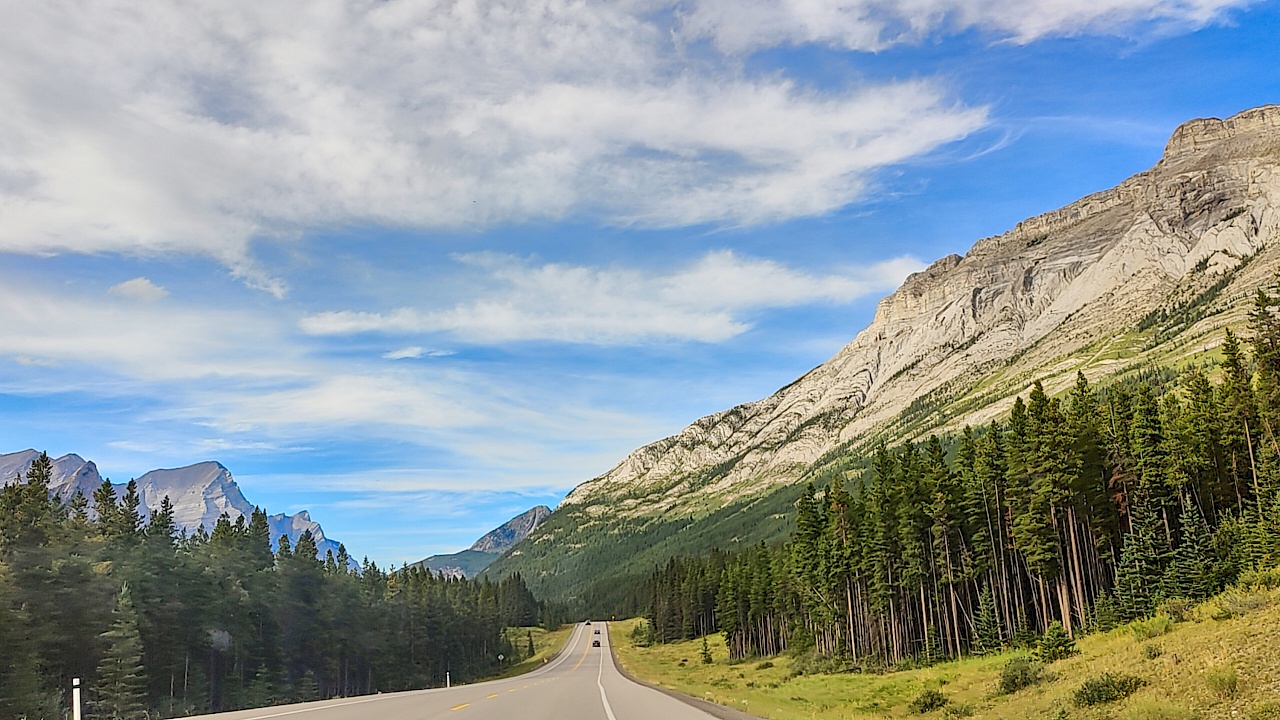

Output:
xmin=267 ymin=510 xmax=346 ymax=563
xmin=412 ymin=505 xmax=553 ymax=578
xmin=132 ymin=462 xmax=255 ymax=532
xmin=560 ymin=105 xmax=1280 ymax=519
xmin=468 ymin=505 xmax=551 ymax=553
xmin=2 ymin=450 xmax=348 ymax=562
xmin=0 ymin=449 xmax=104 ymax=500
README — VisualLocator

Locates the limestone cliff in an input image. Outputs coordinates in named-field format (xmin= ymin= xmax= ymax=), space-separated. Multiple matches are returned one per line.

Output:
xmin=561 ymin=105 xmax=1280 ymax=519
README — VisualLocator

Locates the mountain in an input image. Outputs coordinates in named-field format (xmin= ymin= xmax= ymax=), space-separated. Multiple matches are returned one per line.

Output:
xmin=414 ymin=505 xmax=551 ymax=578
xmin=468 ymin=505 xmax=552 ymax=553
xmin=0 ymin=449 xmax=104 ymax=500
xmin=486 ymin=104 xmax=1280 ymax=599
xmin=131 ymin=461 xmax=255 ymax=531
xmin=0 ymin=450 xmax=348 ymax=562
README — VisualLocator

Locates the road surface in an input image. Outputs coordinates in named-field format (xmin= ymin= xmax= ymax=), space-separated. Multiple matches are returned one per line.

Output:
xmin=187 ymin=622 xmax=734 ymax=720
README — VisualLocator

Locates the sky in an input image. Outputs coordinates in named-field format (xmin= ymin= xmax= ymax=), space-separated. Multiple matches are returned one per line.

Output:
xmin=2 ymin=0 xmax=1279 ymax=566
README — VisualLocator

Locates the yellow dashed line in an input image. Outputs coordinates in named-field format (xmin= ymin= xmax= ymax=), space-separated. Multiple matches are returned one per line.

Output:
xmin=508 ymin=689 xmax=516 ymax=693
xmin=486 ymin=693 xmax=498 ymax=699
xmin=450 ymin=703 xmax=470 ymax=711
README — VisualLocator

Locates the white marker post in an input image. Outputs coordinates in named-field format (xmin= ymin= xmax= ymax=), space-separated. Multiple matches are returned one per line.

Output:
xmin=72 ymin=678 xmax=82 ymax=720
xmin=446 ymin=671 xmax=450 ymax=688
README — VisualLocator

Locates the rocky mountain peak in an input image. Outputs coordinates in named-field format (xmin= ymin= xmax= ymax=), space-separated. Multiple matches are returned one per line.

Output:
xmin=558 ymin=104 xmax=1280 ymax=520
xmin=469 ymin=505 xmax=552 ymax=553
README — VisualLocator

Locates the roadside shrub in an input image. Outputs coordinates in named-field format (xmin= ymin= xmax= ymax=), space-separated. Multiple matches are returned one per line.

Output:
xmin=1132 ymin=614 xmax=1174 ymax=640
xmin=754 ymin=660 xmax=774 ymax=670
xmin=908 ymin=688 xmax=948 ymax=714
xmin=1238 ymin=566 xmax=1280 ymax=590
xmin=943 ymin=703 xmax=974 ymax=718
xmin=1211 ymin=589 xmax=1271 ymax=620
xmin=1142 ymin=643 xmax=1163 ymax=660
xmin=1157 ymin=598 xmax=1195 ymax=623
xmin=1074 ymin=672 xmax=1145 ymax=706
xmin=629 ymin=621 xmax=654 ymax=647
xmin=998 ymin=656 xmax=1046 ymax=695
xmin=1206 ymin=666 xmax=1238 ymax=697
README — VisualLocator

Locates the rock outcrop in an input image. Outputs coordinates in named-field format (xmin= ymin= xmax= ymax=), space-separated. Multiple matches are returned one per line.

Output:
xmin=561 ymin=104 xmax=1280 ymax=519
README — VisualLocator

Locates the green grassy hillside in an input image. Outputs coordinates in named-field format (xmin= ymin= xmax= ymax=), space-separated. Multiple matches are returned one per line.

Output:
xmin=613 ymin=582 xmax=1280 ymax=720
xmin=483 ymin=480 xmax=814 ymax=602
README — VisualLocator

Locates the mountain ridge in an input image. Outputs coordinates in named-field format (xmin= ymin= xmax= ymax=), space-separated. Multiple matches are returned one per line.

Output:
xmin=413 ymin=505 xmax=551 ymax=578
xmin=0 ymin=449 xmax=347 ymax=562
xmin=487 ymin=104 xmax=1280 ymax=599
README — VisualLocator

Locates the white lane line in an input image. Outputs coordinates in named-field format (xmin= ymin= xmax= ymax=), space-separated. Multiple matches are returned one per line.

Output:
xmin=596 ymin=625 xmax=618 ymax=720
xmin=223 ymin=625 xmax=587 ymax=719
xmin=222 ymin=693 xmax=417 ymax=719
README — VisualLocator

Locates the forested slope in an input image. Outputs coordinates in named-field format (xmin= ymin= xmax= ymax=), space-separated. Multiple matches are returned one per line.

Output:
xmin=488 ymin=105 xmax=1280 ymax=601
xmin=630 ymin=298 xmax=1280 ymax=669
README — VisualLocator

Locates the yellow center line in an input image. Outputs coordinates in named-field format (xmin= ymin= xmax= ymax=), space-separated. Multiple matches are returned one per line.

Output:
xmin=508 ymin=689 xmax=516 ymax=693
xmin=450 ymin=703 xmax=470 ymax=711
xmin=571 ymin=633 xmax=592 ymax=671
xmin=485 ymin=693 xmax=498 ymax=699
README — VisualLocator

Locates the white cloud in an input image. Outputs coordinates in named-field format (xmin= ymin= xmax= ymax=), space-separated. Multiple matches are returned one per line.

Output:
xmin=0 ymin=0 xmax=987 ymax=278
xmin=384 ymin=346 xmax=423 ymax=360
xmin=676 ymin=0 xmax=1256 ymax=53
xmin=302 ymin=250 xmax=925 ymax=344
xmin=108 ymin=277 xmax=169 ymax=302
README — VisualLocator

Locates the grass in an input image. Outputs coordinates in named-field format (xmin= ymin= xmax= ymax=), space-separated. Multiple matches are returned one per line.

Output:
xmin=485 ymin=624 xmax=575 ymax=680
xmin=611 ymin=586 xmax=1280 ymax=719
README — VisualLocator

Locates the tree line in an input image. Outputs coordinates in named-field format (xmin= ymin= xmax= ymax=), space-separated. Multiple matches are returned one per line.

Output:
xmin=0 ymin=469 xmax=544 ymax=719
xmin=635 ymin=291 xmax=1280 ymax=666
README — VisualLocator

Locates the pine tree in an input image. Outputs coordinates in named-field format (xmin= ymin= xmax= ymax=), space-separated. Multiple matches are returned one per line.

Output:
xmin=93 ymin=585 xmax=149 ymax=720
xmin=1163 ymin=491 xmax=1215 ymax=600
xmin=700 ymin=636 xmax=713 ymax=664
xmin=973 ymin=584 xmax=1002 ymax=655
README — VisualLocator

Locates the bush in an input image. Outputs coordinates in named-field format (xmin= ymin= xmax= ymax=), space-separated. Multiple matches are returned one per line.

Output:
xmin=1074 ymin=672 xmax=1145 ymax=706
xmin=908 ymin=688 xmax=948 ymax=714
xmin=1142 ymin=643 xmax=1163 ymax=660
xmin=1238 ymin=566 xmax=1280 ymax=590
xmin=1206 ymin=666 xmax=1238 ymax=697
xmin=754 ymin=660 xmax=774 ymax=670
xmin=1132 ymin=614 xmax=1174 ymax=640
xmin=998 ymin=657 xmax=1046 ymax=695
xmin=1157 ymin=598 xmax=1195 ymax=623
xmin=943 ymin=704 xmax=974 ymax=718
xmin=1212 ymin=589 xmax=1271 ymax=620
xmin=1035 ymin=621 xmax=1078 ymax=662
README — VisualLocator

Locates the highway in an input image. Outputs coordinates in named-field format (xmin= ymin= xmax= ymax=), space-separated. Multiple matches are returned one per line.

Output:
xmin=186 ymin=622 xmax=737 ymax=720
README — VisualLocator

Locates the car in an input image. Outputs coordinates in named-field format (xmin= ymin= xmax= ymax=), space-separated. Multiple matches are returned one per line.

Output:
xmin=585 ymin=620 xmax=591 ymax=625
xmin=593 ymin=629 xmax=600 ymax=634
xmin=592 ymin=640 xmax=600 ymax=647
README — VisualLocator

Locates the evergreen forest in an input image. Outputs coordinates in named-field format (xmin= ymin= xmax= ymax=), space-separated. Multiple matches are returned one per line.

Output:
xmin=0 ymin=469 xmax=544 ymax=719
xmin=632 ymin=293 xmax=1280 ymax=668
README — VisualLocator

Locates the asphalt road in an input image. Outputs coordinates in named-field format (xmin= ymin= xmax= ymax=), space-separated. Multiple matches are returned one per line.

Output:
xmin=186 ymin=622 xmax=726 ymax=720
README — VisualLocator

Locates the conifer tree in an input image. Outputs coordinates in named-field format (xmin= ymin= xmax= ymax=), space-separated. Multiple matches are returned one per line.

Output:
xmin=973 ymin=584 xmax=1001 ymax=655
xmin=94 ymin=585 xmax=149 ymax=720
xmin=1164 ymin=491 xmax=1215 ymax=600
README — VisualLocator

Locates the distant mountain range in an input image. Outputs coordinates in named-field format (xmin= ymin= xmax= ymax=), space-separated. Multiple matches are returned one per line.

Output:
xmin=412 ymin=505 xmax=550 ymax=578
xmin=0 ymin=449 xmax=347 ymax=563
xmin=487 ymin=104 xmax=1280 ymax=600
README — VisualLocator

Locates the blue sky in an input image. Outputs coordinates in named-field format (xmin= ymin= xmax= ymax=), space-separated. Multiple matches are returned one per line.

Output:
xmin=2 ymin=0 xmax=1278 ymax=565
